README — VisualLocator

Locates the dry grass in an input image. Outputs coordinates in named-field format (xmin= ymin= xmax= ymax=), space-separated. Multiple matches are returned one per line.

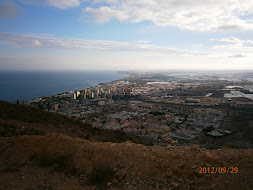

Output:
xmin=86 ymin=152 xmax=115 ymax=187
xmin=29 ymin=148 xmax=77 ymax=175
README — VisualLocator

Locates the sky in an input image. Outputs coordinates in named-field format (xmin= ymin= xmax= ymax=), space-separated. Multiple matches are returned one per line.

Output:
xmin=0 ymin=0 xmax=253 ymax=71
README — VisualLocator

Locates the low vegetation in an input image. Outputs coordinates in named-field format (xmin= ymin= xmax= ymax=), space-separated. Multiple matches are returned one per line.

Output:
xmin=0 ymin=123 xmax=45 ymax=137
xmin=29 ymin=148 xmax=77 ymax=175
xmin=87 ymin=153 xmax=115 ymax=187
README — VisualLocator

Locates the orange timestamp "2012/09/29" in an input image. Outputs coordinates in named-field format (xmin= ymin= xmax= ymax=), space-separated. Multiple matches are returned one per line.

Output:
xmin=199 ymin=167 xmax=238 ymax=174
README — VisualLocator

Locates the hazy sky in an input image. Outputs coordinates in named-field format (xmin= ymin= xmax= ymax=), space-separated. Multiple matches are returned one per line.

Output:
xmin=0 ymin=0 xmax=253 ymax=71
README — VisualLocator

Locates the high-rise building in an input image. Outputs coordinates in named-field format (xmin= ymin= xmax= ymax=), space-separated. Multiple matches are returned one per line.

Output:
xmin=73 ymin=92 xmax=77 ymax=99
xmin=87 ymin=90 xmax=91 ymax=98
xmin=91 ymin=92 xmax=94 ymax=99
xmin=81 ymin=92 xmax=87 ymax=99
xmin=101 ymin=92 xmax=105 ymax=98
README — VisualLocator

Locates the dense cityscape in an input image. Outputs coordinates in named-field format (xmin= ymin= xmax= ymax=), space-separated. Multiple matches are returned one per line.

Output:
xmin=20 ymin=71 xmax=253 ymax=149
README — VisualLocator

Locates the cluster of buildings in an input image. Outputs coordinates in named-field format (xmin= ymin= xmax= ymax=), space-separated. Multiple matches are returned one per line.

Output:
xmin=72 ymin=81 xmax=132 ymax=101
xmin=23 ymin=72 xmax=253 ymax=145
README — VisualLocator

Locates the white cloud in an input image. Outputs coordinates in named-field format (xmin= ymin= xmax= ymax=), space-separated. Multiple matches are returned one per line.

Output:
xmin=0 ymin=32 xmax=205 ymax=55
xmin=192 ymin=44 xmax=203 ymax=48
xmin=1 ymin=32 xmax=252 ymax=71
xmin=211 ymin=37 xmax=253 ymax=52
xmin=32 ymin=40 xmax=42 ymax=46
xmin=228 ymin=54 xmax=248 ymax=58
xmin=84 ymin=6 xmax=128 ymax=22
xmin=214 ymin=44 xmax=253 ymax=52
xmin=19 ymin=0 xmax=81 ymax=9
xmin=211 ymin=37 xmax=242 ymax=43
xmin=17 ymin=0 xmax=253 ymax=31
xmin=93 ymin=0 xmax=118 ymax=4
xmin=46 ymin=0 xmax=81 ymax=9
xmin=137 ymin=40 xmax=150 ymax=43
xmin=82 ymin=0 xmax=253 ymax=32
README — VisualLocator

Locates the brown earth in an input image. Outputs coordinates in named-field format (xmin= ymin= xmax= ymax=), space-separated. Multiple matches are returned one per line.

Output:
xmin=0 ymin=101 xmax=253 ymax=190
xmin=0 ymin=134 xmax=253 ymax=190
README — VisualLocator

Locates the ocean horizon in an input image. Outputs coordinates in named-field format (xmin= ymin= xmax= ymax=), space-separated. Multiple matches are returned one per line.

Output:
xmin=0 ymin=71 xmax=127 ymax=103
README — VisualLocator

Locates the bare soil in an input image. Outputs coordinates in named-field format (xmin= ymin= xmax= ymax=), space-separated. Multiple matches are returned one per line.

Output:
xmin=0 ymin=134 xmax=253 ymax=190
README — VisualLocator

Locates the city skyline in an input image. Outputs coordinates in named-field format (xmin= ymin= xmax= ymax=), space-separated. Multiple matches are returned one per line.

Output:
xmin=1 ymin=0 xmax=253 ymax=71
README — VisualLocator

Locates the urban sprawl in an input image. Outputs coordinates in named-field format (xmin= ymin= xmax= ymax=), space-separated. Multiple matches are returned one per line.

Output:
xmin=18 ymin=71 xmax=253 ymax=148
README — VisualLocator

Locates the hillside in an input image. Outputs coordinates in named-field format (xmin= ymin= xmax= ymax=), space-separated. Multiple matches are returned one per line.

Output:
xmin=0 ymin=101 xmax=151 ymax=145
xmin=0 ymin=134 xmax=253 ymax=190
xmin=0 ymin=101 xmax=253 ymax=190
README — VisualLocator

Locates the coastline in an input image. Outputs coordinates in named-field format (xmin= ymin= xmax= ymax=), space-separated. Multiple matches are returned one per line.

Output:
xmin=0 ymin=71 xmax=127 ymax=103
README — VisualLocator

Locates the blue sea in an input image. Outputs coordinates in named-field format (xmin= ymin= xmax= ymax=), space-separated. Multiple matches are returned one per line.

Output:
xmin=0 ymin=71 xmax=127 ymax=103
